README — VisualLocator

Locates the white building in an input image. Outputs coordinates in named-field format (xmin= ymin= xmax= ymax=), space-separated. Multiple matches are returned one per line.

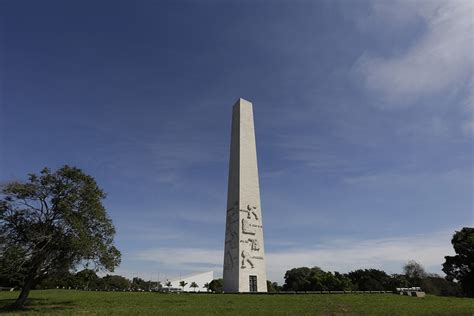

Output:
xmin=164 ymin=271 xmax=214 ymax=292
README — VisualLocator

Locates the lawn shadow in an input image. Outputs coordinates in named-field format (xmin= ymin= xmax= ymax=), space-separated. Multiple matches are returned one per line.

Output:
xmin=0 ymin=298 xmax=76 ymax=314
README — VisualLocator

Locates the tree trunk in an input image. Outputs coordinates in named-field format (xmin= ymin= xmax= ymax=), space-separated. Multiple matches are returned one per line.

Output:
xmin=12 ymin=272 xmax=35 ymax=309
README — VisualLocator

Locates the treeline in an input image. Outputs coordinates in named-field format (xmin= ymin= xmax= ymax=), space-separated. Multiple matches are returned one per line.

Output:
xmin=273 ymin=261 xmax=462 ymax=296
xmin=0 ymin=269 xmax=161 ymax=291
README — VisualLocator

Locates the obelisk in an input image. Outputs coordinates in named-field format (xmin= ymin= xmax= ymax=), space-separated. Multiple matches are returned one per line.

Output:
xmin=223 ymin=98 xmax=267 ymax=292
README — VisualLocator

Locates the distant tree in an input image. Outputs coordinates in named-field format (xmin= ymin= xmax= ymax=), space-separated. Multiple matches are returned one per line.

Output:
xmin=149 ymin=281 xmax=161 ymax=291
xmin=324 ymin=271 xmax=353 ymax=291
xmin=442 ymin=227 xmax=474 ymax=297
xmin=37 ymin=270 xmax=77 ymax=289
xmin=179 ymin=280 xmax=188 ymax=291
xmin=308 ymin=268 xmax=352 ymax=291
xmin=0 ymin=245 xmax=27 ymax=288
xmin=204 ymin=282 xmax=210 ymax=292
xmin=283 ymin=267 xmax=312 ymax=291
xmin=165 ymin=281 xmax=172 ymax=289
xmin=208 ymin=279 xmax=223 ymax=293
xmin=386 ymin=273 xmax=411 ymax=290
xmin=266 ymin=280 xmax=282 ymax=293
xmin=0 ymin=166 xmax=121 ymax=309
xmin=421 ymin=274 xmax=462 ymax=296
xmin=190 ymin=281 xmax=198 ymax=292
xmin=403 ymin=260 xmax=426 ymax=286
xmin=102 ymin=275 xmax=130 ymax=290
xmin=75 ymin=269 xmax=99 ymax=290
xmin=347 ymin=269 xmax=391 ymax=291
xmin=284 ymin=267 xmax=352 ymax=291
xmin=131 ymin=277 xmax=148 ymax=291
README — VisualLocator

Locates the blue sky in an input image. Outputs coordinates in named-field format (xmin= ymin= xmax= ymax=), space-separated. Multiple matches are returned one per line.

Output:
xmin=1 ymin=0 xmax=472 ymax=283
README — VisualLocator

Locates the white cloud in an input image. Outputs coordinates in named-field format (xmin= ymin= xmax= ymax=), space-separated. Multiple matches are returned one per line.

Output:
xmin=135 ymin=247 xmax=222 ymax=270
xmin=355 ymin=0 xmax=473 ymax=107
xmin=462 ymin=78 xmax=474 ymax=136
xmin=266 ymin=230 xmax=455 ymax=283
xmin=131 ymin=229 xmax=457 ymax=284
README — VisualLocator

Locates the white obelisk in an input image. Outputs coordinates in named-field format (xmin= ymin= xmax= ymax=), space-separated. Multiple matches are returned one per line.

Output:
xmin=223 ymin=98 xmax=267 ymax=292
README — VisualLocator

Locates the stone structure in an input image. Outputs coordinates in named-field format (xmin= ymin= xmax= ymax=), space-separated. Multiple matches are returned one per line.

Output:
xmin=223 ymin=98 xmax=267 ymax=292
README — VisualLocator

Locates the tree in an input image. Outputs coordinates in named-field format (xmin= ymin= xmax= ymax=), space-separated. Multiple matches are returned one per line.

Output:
xmin=266 ymin=280 xmax=282 ymax=293
xmin=0 ymin=245 xmax=28 ymax=288
xmin=386 ymin=274 xmax=411 ymax=291
xmin=403 ymin=260 xmax=426 ymax=286
xmin=283 ymin=267 xmax=353 ymax=291
xmin=421 ymin=274 xmax=462 ymax=296
xmin=204 ymin=282 xmax=210 ymax=292
xmin=102 ymin=275 xmax=130 ymax=290
xmin=283 ymin=267 xmax=312 ymax=291
xmin=190 ymin=281 xmax=198 ymax=292
xmin=442 ymin=227 xmax=474 ymax=297
xmin=165 ymin=281 xmax=172 ymax=289
xmin=179 ymin=280 xmax=188 ymax=291
xmin=0 ymin=166 xmax=121 ymax=309
xmin=131 ymin=277 xmax=148 ymax=291
xmin=75 ymin=269 xmax=99 ymax=290
xmin=347 ymin=269 xmax=391 ymax=291
xmin=148 ymin=281 xmax=161 ymax=291
xmin=208 ymin=279 xmax=223 ymax=293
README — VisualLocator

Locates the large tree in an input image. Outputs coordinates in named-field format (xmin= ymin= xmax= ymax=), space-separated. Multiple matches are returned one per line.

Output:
xmin=442 ymin=227 xmax=474 ymax=297
xmin=0 ymin=166 xmax=121 ymax=309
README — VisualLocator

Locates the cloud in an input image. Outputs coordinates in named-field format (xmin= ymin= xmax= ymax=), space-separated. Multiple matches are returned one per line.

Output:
xmin=355 ymin=0 xmax=473 ymax=107
xmin=266 ymin=230 xmax=455 ymax=283
xmin=131 ymin=229 xmax=457 ymax=284
xmin=134 ymin=247 xmax=222 ymax=270
xmin=462 ymin=78 xmax=474 ymax=136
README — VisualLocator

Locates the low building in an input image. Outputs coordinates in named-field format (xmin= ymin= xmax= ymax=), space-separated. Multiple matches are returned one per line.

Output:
xmin=163 ymin=271 xmax=214 ymax=292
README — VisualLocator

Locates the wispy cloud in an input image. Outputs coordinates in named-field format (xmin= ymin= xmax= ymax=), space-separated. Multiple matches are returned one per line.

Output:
xmin=130 ymin=229 xmax=458 ymax=283
xmin=266 ymin=229 xmax=456 ymax=283
xmin=134 ymin=247 xmax=222 ymax=270
xmin=462 ymin=78 xmax=474 ymax=136
xmin=85 ymin=119 xmax=228 ymax=187
xmin=355 ymin=0 xmax=473 ymax=108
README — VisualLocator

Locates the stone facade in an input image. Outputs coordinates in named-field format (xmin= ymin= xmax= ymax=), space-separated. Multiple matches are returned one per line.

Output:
xmin=223 ymin=98 xmax=267 ymax=293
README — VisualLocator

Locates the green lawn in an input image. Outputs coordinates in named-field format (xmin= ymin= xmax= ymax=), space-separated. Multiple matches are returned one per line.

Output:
xmin=0 ymin=290 xmax=473 ymax=315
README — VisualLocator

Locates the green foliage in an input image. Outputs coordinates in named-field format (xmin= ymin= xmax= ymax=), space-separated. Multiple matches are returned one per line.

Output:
xmin=0 ymin=166 xmax=121 ymax=308
xmin=283 ymin=267 xmax=353 ymax=291
xmin=283 ymin=267 xmax=312 ymax=291
xmin=266 ymin=280 xmax=282 ymax=293
xmin=131 ymin=277 xmax=156 ymax=291
xmin=208 ymin=279 xmax=223 ymax=293
xmin=386 ymin=274 xmax=411 ymax=290
xmin=101 ymin=275 xmax=130 ymax=290
xmin=283 ymin=263 xmax=462 ymax=296
xmin=0 ymin=245 xmax=28 ymax=287
xmin=75 ymin=269 xmax=100 ymax=290
xmin=36 ymin=271 xmax=75 ymax=290
xmin=179 ymin=281 xmax=188 ymax=289
xmin=347 ymin=269 xmax=392 ymax=291
xmin=442 ymin=227 xmax=474 ymax=297
xmin=421 ymin=275 xmax=462 ymax=296
xmin=36 ymin=270 xmax=162 ymax=292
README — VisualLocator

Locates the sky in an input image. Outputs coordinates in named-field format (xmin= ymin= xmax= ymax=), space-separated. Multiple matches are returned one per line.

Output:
xmin=0 ymin=0 xmax=473 ymax=284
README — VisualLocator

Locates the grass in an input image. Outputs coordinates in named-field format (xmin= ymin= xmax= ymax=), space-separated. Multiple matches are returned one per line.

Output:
xmin=0 ymin=290 xmax=473 ymax=315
